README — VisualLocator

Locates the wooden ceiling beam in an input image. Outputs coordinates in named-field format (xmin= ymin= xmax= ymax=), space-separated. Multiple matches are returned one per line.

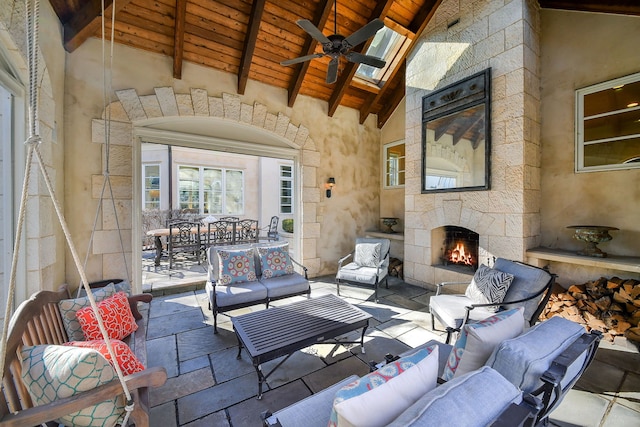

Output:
xmin=173 ymin=0 xmax=187 ymax=79
xmin=286 ymin=0 xmax=334 ymax=107
xmin=539 ymin=1 xmax=640 ymax=16
xmin=63 ymin=0 xmax=132 ymax=52
xmin=238 ymin=0 xmax=266 ymax=94
xmin=327 ymin=0 xmax=395 ymax=117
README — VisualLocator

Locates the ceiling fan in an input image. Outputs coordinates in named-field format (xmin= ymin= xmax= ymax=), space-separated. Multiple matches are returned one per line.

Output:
xmin=280 ymin=0 xmax=387 ymax=84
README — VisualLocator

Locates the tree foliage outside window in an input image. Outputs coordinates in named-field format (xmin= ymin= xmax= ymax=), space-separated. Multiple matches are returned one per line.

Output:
xmin=143 ymin=164 xmax=161 ymax=210
xmin=178 ymin=165 xmax=244 ymax=214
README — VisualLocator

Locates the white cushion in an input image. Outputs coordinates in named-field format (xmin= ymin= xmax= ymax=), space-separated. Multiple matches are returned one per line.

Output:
xmin=442 ymin=307 xmax=525 ymax=380
xmin=354 ymin=242 xmax=382 ymax=267
xmin=331 ymin=346 xmax=439 ymax=427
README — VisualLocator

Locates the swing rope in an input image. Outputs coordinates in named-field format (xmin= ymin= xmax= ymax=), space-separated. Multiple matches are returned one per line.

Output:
xmin=0 ymin=0 xmax=135 ymax=423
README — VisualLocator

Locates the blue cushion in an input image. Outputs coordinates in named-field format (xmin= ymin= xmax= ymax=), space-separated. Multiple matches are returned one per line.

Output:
xmin=495 ymin=258 xmax=552 ymax=322
xmin=486 ymin=316 xmax=585 ymax=393
xmin=387 ymin=366 xmax=521 ymax=427
xmin=259 ymin=272 xmax=309 ymax=299
xmin=217 ymin=248 xmax=258 ymax=285
xmin=257 ymin=245 xmax=294 ymax=278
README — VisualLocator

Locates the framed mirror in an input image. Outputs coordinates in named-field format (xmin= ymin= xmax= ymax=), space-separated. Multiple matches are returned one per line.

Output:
xmin=422 ymin=68 xmax=491 ymax=193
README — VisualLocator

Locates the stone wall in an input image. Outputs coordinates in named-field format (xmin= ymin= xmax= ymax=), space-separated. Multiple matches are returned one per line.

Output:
xmin=404 ymin=0 xmax=542 ymax=288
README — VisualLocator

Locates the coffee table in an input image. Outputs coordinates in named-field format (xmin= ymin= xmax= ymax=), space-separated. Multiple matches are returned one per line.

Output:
xmin=231 ymin=294 xmax=372 ymax=398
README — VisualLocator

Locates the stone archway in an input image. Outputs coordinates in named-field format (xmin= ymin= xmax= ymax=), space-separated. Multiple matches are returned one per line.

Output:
xmin=91 ymin=88 xmax=322 ymax=286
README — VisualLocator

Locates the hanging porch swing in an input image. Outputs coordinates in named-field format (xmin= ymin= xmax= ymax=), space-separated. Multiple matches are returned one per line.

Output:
xmin=0 ymin=1 xmax=166 ymax=425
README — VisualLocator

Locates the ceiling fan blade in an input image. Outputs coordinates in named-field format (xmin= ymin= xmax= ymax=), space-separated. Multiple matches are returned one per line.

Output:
xmin=296 ymin=19 xmax=331 ymax=44
xmin=343 ymin=18 xmax=384 ymax=48
xmin=326 ymin=58 xmax=338 ymax=84
xmin=280 ymin=53 xmax=324 ymax=66
xmin=345 ymin=52 xmax=386 ymax=69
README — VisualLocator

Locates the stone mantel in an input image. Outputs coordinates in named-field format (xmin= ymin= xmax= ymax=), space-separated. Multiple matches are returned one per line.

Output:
xmin=526 ymin=247 xmax=640 ymax=274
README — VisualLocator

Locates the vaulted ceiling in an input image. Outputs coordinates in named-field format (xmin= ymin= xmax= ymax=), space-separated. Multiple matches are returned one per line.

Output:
xmin=48 ymin=0 xmax=640 ymax=128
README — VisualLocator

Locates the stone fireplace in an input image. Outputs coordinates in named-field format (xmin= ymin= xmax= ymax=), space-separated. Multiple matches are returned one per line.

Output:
xmin=404 ymin=0 xmax=543 ymax=288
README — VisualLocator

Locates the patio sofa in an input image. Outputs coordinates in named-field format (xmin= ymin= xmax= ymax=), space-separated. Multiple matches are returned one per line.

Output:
xmin=262 ymin=312 xmax=601 ymax=427
xmin=205 ymin=242 xmax=310 ymax=333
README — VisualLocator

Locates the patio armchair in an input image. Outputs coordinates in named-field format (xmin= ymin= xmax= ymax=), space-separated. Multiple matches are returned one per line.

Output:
xmin=336 ymin=237 xmax=390 ymax=303
xmin=168 ymin=220 xmax=202 ymax=269
xmin=429 ymin=258 xmax=555 ymax=343
xmin=206 ymin=220 xmax=234 ymax=246
xmin=261 ymin=215 xmax=279 ymax=241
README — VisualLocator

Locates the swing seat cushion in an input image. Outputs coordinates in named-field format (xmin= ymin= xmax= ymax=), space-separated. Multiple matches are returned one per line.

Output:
xmin=58 ymin=283 xmax=117 ymax=341
xmin=76 ymin=292 xmax=138 ymax=341
xmin=65 ymin=339 xmax=146 ymax=376
xmin=20 ymin=344 xmax=125 ymax=427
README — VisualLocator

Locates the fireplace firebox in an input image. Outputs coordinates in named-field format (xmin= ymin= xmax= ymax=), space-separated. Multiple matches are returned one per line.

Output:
xmin=439 ymin=226 xmax=479 ymax=272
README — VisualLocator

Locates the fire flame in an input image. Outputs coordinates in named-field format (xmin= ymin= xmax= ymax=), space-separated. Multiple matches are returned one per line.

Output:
xmin=448 ymin=242 xmax=474 ymax=266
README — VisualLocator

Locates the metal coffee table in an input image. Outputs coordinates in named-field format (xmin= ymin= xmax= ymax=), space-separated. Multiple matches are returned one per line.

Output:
xmin=231 ymin=294 xmax=372 ymax=398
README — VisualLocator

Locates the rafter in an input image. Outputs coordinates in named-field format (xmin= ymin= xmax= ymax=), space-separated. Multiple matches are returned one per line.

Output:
xmin=63 ymin=0 xmax=133 ymax=52
xmin=539 ymin=0 xmax=640 ymax=16
xmin=378 ymin=74 xmax=405 ymax=127
xmin=173 ymin=0 xmax=187 ymax=79
xmin=238 ymin=0 xmax=266 ymax=94
xmin=286 ymin=0 xmax=334 ymax=107
xmin=327 ymin=0 xmax=395 ymax=117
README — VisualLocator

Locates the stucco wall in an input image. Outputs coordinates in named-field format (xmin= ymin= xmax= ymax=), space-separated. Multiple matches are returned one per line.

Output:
xmin=539 ymin=10 xmax=640 ymax=257
xmin=380 ymin=99 xmax=406 ymax=234
xmin=64 ymin=38 xmax=381 ymax=288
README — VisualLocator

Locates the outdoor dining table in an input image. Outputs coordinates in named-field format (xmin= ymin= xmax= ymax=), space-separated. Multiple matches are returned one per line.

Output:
xmin=146 ymin=220 xmax=257 ymax=266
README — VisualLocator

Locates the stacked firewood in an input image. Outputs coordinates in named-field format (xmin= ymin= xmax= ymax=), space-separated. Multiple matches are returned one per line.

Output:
xmin=540 ymin=277 xmax=640 ymax=343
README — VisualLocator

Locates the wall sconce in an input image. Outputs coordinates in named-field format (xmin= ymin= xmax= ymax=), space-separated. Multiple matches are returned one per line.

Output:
xmin=325 ymin=177 xmax=336 ymax=198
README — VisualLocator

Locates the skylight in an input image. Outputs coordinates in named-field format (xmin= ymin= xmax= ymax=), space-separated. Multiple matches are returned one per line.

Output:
xmin=355 ymin=26 xmax=406 ymax=86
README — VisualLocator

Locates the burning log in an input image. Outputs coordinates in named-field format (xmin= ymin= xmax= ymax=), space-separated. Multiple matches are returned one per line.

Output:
xmin=540 ymin=277 xmax=640 ymax=344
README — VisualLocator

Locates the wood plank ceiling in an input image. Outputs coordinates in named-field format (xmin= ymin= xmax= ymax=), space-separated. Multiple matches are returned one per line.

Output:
xmin=48 ymin=0 xmax=640 ymax=128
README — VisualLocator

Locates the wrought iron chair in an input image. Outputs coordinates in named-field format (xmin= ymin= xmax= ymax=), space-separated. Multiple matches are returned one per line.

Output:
xmin=236 ymin=219 xmax=259 ymax=244
xmin=167 ymin=220 xmax=202 ymax=269
xmin=336 ymin=237 xmax=390 ymax=303
xmin=260 ymin=215 xmax=279 ymax=241
xmin=206 ymin=220 xmax=234 ymax=246
xmin=218 ymin=216 xmax=240 ymax=222
xmin=429 ymin=258 xmax=555 ymax=343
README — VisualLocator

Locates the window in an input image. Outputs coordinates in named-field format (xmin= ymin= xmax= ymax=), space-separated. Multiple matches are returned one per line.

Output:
xmin=576 ymin=71 xmax=640 ymax=172
xmin=142 ymin=164 xmax=161 ymax=210
xmin=355 ymin=25 xmax=409 ymax=87
xmin=178 ymin=165 xmax=244 ymax=214
xmin=384 ymin=141 xmax=405 ymax=188
xmin=280 ymin=165 xmax=293 ymax=214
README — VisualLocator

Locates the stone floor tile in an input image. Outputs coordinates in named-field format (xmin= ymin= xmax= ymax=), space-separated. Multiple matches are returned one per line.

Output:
xmin=182 ymin=410 xmax=230 ymax=427
xmin=209 ymin=346 xmax=256 ymax=383
xmin=601 ymin=401 xmax=640 ymax=427
xmin=307 ymin=342 xmax=352 ymax=364
xmin=595 ymin=343 xmax=640 ymax=375
xmin=176 ymin=325 xmax=235 ymax=362
xmin=180 ymin=354 xmax=210 ymax=375
xmin=375 ymin=317 xmax=419 ymax=338
xmin=263 ymin=348 xmax=328 ymax=389
xmin=396 ymin=325 xmax=445 ymax=349
xmin=227 ymin=380 xmax=312 ymax=427
xmin=147 ymin=335 xmax=178 ymax=378
xmin=617 ymin=371 xmax=640 ymax=412
xmin=150 ymin=401 xmax=178 ymax=427
xmin=178 ymin=373 xmax=257 ymax=424
xmin=356 ymin=330 xmax=411 ymax=364
xmin=356 ymin=301 xmax=408 ymax=323
xmin=147 ymin=307 xmax=207 ymax=339
xmin=575 ymin=358 xmax=626 ymax=395
xmin=150 ymin=291 xmax=201 ymax=318
xmin=387 ymin=280 xmax=429 ymax=298
xmin=302 ymin=356 xmax=370 ymax=393
xmin=382 ymin=293 xmax=430 ymax=311
xmin=548 ymin=389 xmax=611 ymax=427
xmin=151 ymin=367 xmax=215 ymax=407
xmin=411 ymin=291 xmax=436 ymax=306
xmin=394 ymin=308 xmax=436 ymax=331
